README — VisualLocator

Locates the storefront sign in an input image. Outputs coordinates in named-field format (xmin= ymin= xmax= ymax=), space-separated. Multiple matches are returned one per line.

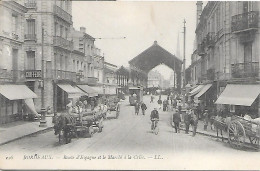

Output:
xmin=25 ymin=70 xmax=42 ymax=78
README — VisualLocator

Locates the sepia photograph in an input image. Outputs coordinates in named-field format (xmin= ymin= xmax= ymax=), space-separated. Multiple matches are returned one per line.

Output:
xmin=0 ymin=0 xmax=260 ymax=170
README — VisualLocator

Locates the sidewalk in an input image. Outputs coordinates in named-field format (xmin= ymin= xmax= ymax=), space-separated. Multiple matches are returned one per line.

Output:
xmin=0 ymin=115 xmax=54 ymax=146
xmin=170 ymin=112 xmax=228 ymax=140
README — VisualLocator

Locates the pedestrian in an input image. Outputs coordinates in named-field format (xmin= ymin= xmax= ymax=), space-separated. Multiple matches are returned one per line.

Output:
xmin=184 ymin=109 xmax=192 ymax=134
xmin=172 ymin=108 xmax=181 ymax=133
xmin=163 ymin=99 xmax=167 ymax=111
xmin=203 ymin=109 xmax=209 ymax=130
xmin=157 ymin=98 xmax=162 ymax=110
xmin=135 ymin=102 xmax=140 ymax=115
xmin=141 ymin=102 xmax=147 ymax=115
xmin=190 ymin=109 xmax=198 ymax=136
xmin=150 ymin=95 xmax=154 ymax=103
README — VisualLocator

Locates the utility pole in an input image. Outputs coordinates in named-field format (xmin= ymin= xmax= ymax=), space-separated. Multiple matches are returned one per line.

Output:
xmin=183 ymin=19 xmax=186 ymax=88
xmin=39 ymin=27 xmax=47 ymax=127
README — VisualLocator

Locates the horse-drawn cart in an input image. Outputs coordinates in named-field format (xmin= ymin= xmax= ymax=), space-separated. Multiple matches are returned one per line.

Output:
xmin=213 ymin=115 xmax=260 ymax=150
xmin=54 ymin=110 xmax=104 ymax=144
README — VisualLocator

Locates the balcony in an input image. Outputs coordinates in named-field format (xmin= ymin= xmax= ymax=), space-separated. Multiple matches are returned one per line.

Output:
xmin=24 ymin=34 xmax=36 ymax=41
xmin=231 ymin=11 xmax=259 ymax=33
xmin=231 ymin=62 xmax=259 ymax=78
xmin=56 ymin=70 xmax=76 ymax=82
xmin=53 ymin=36 xmax=73 ymax=50
xmin=197 ymin=43 xmax=206 ymax=56
xmin=0 ymin=69 xmax=25 ymax=83
xmin=205 ymin=32 xmax=215 ymax=48
xmin=53 ymin=5 xmax=72 ymax=24
xmin=24 ymin=2 xmax=36 ymax=8
xmin=86 ymin=77 xmax=98 ymax=85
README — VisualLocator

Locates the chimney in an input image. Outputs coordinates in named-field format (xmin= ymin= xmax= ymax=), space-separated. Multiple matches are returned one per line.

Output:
xmin=196 ymin=1 xmax=203 ymax=26
xmin=80 ymin=27 xmax=86 ymax=33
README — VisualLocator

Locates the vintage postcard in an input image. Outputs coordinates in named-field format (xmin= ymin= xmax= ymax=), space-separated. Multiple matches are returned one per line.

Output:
xmin=0 ymin=0 xmax=260 ymax=170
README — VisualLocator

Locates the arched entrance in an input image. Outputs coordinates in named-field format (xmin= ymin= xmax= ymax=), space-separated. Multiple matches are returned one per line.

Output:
xmin=128 ymin=41 xmax=182 ymax=91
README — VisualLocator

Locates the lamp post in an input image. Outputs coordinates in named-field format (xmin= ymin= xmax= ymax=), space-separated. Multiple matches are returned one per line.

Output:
xmin=39 ymin=27 xmax=47 ymax=127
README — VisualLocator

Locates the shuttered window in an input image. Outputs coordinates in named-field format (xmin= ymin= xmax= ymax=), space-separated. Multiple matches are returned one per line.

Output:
xmin=27 ymin=51 xmax=35 ymax=70
xmin=26 ymin=19 xmax=35 ymax=35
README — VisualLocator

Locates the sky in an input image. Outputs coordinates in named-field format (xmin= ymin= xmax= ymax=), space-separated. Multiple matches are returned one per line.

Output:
xmin=72 ymin=1 xmax=199 ymax=79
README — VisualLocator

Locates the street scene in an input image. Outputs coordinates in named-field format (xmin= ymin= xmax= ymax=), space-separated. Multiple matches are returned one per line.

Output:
xmin=0 ymin=0 xmax=260 ymax=170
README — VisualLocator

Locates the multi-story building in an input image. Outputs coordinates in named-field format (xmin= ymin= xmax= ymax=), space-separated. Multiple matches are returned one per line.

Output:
xmin=104 ymin=62 xmax=117 ymax=95
xmin=72 ymin=27 xmax=97 ymax=85
xmin=0 ymin=1 xmax=40 ymax=124
xmin=190 ymin=1 xmax=260 ymax=117
xmin=20 ymin=0 xmax=76 ymax=113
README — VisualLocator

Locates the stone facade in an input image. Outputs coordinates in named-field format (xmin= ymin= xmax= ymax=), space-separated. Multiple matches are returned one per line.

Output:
xmin=190 ymin=1 xmax=260 ymax=116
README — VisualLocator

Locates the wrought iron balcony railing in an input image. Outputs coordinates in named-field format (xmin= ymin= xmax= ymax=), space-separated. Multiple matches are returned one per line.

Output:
xmin=24 ymin=2 xmax=36 ymax=8
xmin=231 ymin=62 xmax=259 ymax=78
xmin=0 ymin=69 xmax=25 ymax=83
xmin=231 ymin=11 xmax=259 ymax=33
xmin=24 ymin=34 xmax=36 ymax=41
xmin=56 ymin=70 xmax=76 ymax=81
xmin=205 ymin=32 xmax=215 ymax=48
xmin=53 ymin=5 xmax=72 ymax=24
xmin=53 ymin=36 xmax=73 ymax=50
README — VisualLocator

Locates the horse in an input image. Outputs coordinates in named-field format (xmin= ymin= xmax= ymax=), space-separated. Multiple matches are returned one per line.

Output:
xmin=54 ymin=113 xmax=77 ymax=144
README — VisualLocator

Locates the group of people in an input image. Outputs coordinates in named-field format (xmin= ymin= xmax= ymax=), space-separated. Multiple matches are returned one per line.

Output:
xmin=172 ymin=107 xmax=199 ymax=136
xmin=134 ymin=101 xmax=147 ymax=115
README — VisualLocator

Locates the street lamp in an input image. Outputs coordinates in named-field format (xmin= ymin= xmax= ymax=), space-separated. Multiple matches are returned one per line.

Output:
xmin=39 ymin=26 xmax=47 ymax=127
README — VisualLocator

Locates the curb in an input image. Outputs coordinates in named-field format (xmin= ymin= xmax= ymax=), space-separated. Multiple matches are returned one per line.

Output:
xmin=171 ymin=122 xmax=228 ymax=140
xmin=0 ymin=126 xmax=53 ymax=146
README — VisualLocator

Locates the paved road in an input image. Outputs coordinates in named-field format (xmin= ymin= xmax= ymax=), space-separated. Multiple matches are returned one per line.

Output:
xmin=0 ymin=95 xmax=259 ymax=170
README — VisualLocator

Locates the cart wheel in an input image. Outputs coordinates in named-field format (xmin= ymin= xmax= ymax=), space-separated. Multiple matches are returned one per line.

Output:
xmin=228 ymin=121 xmax=245 ymax=149
xmin=249 ymin=137 xmax=260 ymax=149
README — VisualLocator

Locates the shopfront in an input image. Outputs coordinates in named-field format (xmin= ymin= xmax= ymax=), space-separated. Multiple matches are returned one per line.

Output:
xmin=56 ymin=84 xmax=83 ymax=112
xmin=0 ymin=84 xmax=38 ymax=124
xmin=215 ymin=84 xmax=260 ymax=118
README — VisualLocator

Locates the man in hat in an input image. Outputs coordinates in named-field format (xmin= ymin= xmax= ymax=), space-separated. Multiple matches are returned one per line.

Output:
xmin=172 ymin=108 xmax=181 ymax=133
xmin=203 ymin=109 xmax=209 ymax=130
xmin=184 ymin=108 xmax=192 ymax=134
xmin=150 ymin=107 xmax=159 ymax=130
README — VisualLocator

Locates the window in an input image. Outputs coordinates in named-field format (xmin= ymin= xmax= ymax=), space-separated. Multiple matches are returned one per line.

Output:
xmin=60 ymin=25 xmax=63 ymax=37
xmin=244 ymin=43 xmax=252 ymax=63
xmin=12 ymin=15 xmax=18 ymax=34
xmin=65 ymin=56 xmax=68 ymax=70
xmin=60 ymin=55 xmax=63 ymax=70
xmin=26 ymin=19 xmax=35 ymax=35
xmin=73 ymin=60 xmax=75 ymax=72
xmin=77 ymin=61 xmax=79 ymax=72
xmin=26 ymin=51 xmax=35 ymax=70
xmin=65 ymin=28 xmax=68 ymax=39
xmin=55 ymin=23 xmax=58 ymax=36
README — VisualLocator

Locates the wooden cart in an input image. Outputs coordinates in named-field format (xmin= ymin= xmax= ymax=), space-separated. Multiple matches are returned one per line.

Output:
xmin=213 ymin=115 xmax=260 ymax=150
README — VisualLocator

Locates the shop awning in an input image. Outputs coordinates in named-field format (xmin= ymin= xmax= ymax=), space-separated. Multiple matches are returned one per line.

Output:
xmin=194 ymin=84 xmax=212 ymax=99
xmin=215 ymin=84 xmax=260 ymax=106
xmin=24 ymin=98 xmax=39 ymax=115
xmin=189 ymin=85 xmax=204 ymax=96
xmin=0 ymin=84 xmax=37 ymax=100
xmin=77 ymin=85 xmax=98 ymax=97
xmin=57 ymin=84 xmax=83 ymax=98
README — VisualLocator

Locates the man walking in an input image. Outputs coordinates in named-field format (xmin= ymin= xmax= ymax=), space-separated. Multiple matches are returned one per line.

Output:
xmin=203 ymin=109 xmax=209 ymax=130
xmin=150 ymin=95 xmax=154 ymax=103
xmin=135 ymin=102 xmax=140 ymax=115
xmin=141 ymin=102 xmax=147 ymax=115
xmin=190 ymin=109 xmax=198 ymax=136
xmin=172 ymin=108 xmax=181 ymax=133
xmin=184 ymin=109 xmax=192 ymax=134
